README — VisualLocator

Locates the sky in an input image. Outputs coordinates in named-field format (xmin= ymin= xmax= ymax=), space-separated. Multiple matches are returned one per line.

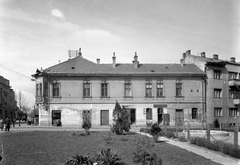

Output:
xmin=0 ymin=0 xmax=239 ymax=107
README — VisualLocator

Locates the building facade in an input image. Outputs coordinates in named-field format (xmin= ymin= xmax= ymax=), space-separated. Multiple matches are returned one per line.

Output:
xmin=183 ymin=50 xmax=240 ymax=126
xmin=32 ymin=52 xmax=206 ymax=127
xmin=0 ymin=75 xmax=17 ymax=122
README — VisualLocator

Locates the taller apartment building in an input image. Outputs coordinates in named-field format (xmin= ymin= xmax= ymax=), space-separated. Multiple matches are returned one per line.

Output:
xmin=183 ymin=50 xmax=240 ymax=126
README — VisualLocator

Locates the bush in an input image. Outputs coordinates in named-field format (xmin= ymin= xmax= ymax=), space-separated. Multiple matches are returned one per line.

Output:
xmin=132 ymin=136 xmax=162 ymax=165
xmin=94 ymin=147 xmax=125 ymax=165
xmin=177 ymin=135 xmax=187 ymax=142
xmin=150 ymin=123 xmax=163 ymax=142
xmin=82 ymin=119 xmax=92 ymax=130
xmin=112 ymin=101 xmax=131 ymax=135
xmin=65 ymin=154 xmax=93 ymax=165
xmin=190 ymin=137 xmax=240 ymax=159
xmin=213 ymin=119 xmax=220 ymax=128
xmin=162 ymin=130 xmax=177 ymax=139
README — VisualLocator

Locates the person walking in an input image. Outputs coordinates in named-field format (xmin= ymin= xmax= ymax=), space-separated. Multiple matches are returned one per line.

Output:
xmin=5 ymin=117 xmax=11 ymax=131
xmin=0 ymin=119 xmax=3 ymax=131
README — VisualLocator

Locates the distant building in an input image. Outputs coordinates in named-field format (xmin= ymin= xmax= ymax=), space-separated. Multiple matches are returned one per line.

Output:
xmin=0 ymin=76 xmax=17 ymax=122
xmin=183 ymin=50 xmax=240 ymax=126
xmin=32 ymin=50 xmax=206 ymax=127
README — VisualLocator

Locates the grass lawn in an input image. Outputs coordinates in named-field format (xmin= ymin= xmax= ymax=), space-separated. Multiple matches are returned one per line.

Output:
xmin=0 ymin=131 xmax=221 ymax=165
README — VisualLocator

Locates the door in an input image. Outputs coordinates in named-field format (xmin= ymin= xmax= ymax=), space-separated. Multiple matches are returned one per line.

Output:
xmin=175 ymin=109 xmax=184 ymax=126
xmin=130 ymin=109 xmax=136 ymax=125
xmin=157 ymin=108 xmax=163 ymax=125
xmin=52 ymin=110 xmax=61 ymax=125
xmin=101 ymin=110 xmax=109 ymax=125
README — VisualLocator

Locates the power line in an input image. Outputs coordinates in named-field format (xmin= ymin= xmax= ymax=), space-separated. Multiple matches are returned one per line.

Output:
xmin=0 ymin=64 xmax=32 ymax=80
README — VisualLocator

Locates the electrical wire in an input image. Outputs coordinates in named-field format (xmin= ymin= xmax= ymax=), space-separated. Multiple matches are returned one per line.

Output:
xmin=0 ymin=64 xmax=33 ymax=80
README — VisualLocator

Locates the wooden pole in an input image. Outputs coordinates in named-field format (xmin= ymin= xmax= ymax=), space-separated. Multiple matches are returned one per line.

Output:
xmin=187 ymin=123 xmax=190 ymax=140
xmin=234 ymin=121 xmax=239 ymax=148
xmin=207 ymin=124 xmax=210 ymax=144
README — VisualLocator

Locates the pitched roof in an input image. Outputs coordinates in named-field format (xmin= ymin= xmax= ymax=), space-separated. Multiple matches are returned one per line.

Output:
xmin=41 ymin=56 xmax=204 ymax=76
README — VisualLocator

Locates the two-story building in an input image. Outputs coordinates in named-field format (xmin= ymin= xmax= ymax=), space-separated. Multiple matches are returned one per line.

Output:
xmin=32 ymin=51 xmax=206 ymax=127
xmin=0 ymin=75 xmax=17 ymax=122
xmin=183 ymin=50 xmax=240 ymax=126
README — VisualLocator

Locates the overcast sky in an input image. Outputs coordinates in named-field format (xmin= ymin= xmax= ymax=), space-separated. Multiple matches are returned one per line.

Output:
xmin=0 ymin=0 xmax=239 ymax=107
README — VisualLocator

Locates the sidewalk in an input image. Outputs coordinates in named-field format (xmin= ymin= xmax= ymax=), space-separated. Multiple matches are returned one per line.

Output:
xmin=2 ymin=124 xmax=240 ymax=165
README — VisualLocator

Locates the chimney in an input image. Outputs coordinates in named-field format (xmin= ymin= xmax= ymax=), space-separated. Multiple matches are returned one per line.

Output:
xmin=97 ymin=58 xmax=100 ymax=64
xmin=78 ymin=48 xmax=82 ymax=57
xmin=133 ymin=52 xmax=139 ymax=68
xmin=182 ymin=53 xmax=186 ymax=59
xmin=112 ymin=52 xmax=116 ymax=68
xmin=230 ymin=57 xmax=235 ymax=62
xmin=201 ymin=52 xmax=206 ymax=58
xmin=186 ymin=50 xmax=191 ymax=56
xmin=213 ymin=54 xmax=218 ymax=60
xmin=180 ymin=59 xmax=185 ymax=67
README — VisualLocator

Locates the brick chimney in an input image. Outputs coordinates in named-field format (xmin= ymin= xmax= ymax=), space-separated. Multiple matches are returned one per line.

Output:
xmin=182 ymin=53 xmax=186 ymax=59
xmin=201 ymin=52 xmax=206 ymax=58
xmin=97 ymin=58 xmax=100 ymax=64
xmin=213 ymin=54 xmax=218 ymax=60
xmin=186 ymin=50 xmax=191 ymax=56
xmin=230 ymin=57 xmax=236 ymax=62
xmin=78 ymin=48 xmax=82 ymax=57
xmin=112 ymin=52 xmax=116 ymax=68
xmin=180 ymin=59 xmax=185 ymax=67
xmin=133 ymin=52 xmax=139 ymax=68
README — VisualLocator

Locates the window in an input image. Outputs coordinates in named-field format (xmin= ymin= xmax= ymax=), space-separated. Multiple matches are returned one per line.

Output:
xmin=156 ymin=83 xmax=164 ymax=97
xmin=229 ymin=108 xmax=238 ymax=117
xmin=44 ymin=83 xmax=48 ymax=96
xmin=229 ymin=72 xmax=238 ymax=80
xmin=52 ymin=82 xmax=60 ymax=97
xmin=214 ymin=70 xmax=221 ymax=79
xmin=145 ymin=83 xmax=153 ymax=97
xmin=101 ymin=83 xmax=108 ymax=97
xmin=83 ymin=82 xmax=91 ymax=97
xmin=192 ymin=108 xmax=198 ymax=119
xmin=146 ymin=108 xmax=152 ymax=120
xmin=176 ymin=83 xmax=183 ymax=97
xmin=124 ymin=82 xmax=132 ymax=97
xmin=214 ymin=108 xmax=223 ymax=117
xmin=36 ymin=83 xmax=42 ymax=96
xmin=214 ymin=89 xmax=222 ymax=98
xmin=229 ymin=90 xmax=240 ymax=99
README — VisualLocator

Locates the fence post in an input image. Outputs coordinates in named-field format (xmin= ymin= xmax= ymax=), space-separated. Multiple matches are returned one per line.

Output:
xmin=187 ymin=123 xmax=190 ymax=140
xmin=207 ymin=124 xmax=210 ymax=144
xmin=234 ymin=123 xmax=239 ymax=148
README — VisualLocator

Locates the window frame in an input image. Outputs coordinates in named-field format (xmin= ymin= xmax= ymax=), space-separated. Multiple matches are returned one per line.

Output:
xmin=192 ymin=108 xmax=198 ymax=120
xmin=52 ymin=82 xmax=60 ymax=98
xmin=176 ymin=82 xmax=183 ymax=97
xmin=213 ymin=70 xmax=221 ymax=79
xmin=101 ymin=82 xmax=109 ymax=98
xmin=214 ymin=89 xmax=222 ymax=98
xmin=124 ymin=82 xmax=132 ymax=98
xmin=214 ymin=107 xmax=223 ymax=117
xmin=145 ymin=82 xmax=153 ymax=98
xmin=156 ymin=82 xmax=164 ymax=97
xmin=229 ymin=108 xmax=239 ymax=117
xmin=83 ymin=82 xmax=91 ymax=98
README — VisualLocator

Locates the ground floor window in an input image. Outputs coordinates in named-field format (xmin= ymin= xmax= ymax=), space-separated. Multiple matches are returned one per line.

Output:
xmin=192 ymin=108 xmax=198 ymax=119
xmin=229 ymin=108 xmax=239 ymax=117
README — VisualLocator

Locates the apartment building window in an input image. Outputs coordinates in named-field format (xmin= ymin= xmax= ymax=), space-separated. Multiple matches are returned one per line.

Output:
xmin=176 ymin=83 xmax=183 ymax=97
xmin=192 ymin=108 xmax=198 ymax=119
xmin=156 ymin=82 xmax=164 ymax=97
xmin=214 ymin=108 xmax=223 ymax=117
xmin=83 ymin=82 xmax=91 ymax=98
xmin=214 ymin=89 xmax=222 ymax=98
xmin=52 ymin=82 xmax=60 ymax=97
xmin=229 ymin=108 xmax=238 ymax=117
xmin=145 ymin=83 xmax=153 ymax=98
xmin=124 ymin=81 xmax=132 ymax=98
xmin=101 ymin=82 xmax=108 ymax=98
xmin=229 ymin=72 xmax=238 ymax=80
xmin=146 ymin=108 xmax=152 ymax=120
xmin=229 ymin=90 xmax=239 ymax=99
xmin=214 ymin=70 xmax=221 ymax=79
xmin=36 ymin=83 xmax=42 ymax=96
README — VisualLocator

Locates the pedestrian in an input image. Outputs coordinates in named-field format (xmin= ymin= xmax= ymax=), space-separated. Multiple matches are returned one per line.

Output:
xmin=5 ymin=117 xmax=11 ymax=131
xmin=0 ymin=119 xmax=3 ymax=131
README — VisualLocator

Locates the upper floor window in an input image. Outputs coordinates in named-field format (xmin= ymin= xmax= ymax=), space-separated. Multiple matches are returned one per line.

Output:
xmin=44 ymin=83 xmax=48 ymax=96
xmin=176 ymin=82 xmax=183 ymax=97
xmin=83 ymin=82 xmax=91 ymax=98
xmin=156 ymin=82 xmax=164 ymax=97
xmin=101 ymin=82 xmax=108 ymax=97
xmin=145 ymin=83 xmax=153 ymax=98
xmin=124 ymin=80 xmax=132 ymax=98
xmin=229 ymin=90 xmax=240 ymax=99
xmin=214 ymin=108 xmax=222 ymax=117
xmin=229 ymin=72 xmax=238 ymax=80
xmin=214 ymin=70 xmax=221 ymax=79
xmin=214 ymin=89 xmax=222 ymax=98
xmin=52 ymin=82 xmax=60 ymax=97
xmin=229 ymin=108 xmax=239 ymax=117
xmin=36 ymin=83 xmax=42 ymax=96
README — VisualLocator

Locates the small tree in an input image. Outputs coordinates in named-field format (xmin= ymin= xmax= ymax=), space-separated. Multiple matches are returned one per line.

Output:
xmin=82 ymin=118 xmax=91 ymax=135
xmin=112 ymin=101 xmax=131 ymax=135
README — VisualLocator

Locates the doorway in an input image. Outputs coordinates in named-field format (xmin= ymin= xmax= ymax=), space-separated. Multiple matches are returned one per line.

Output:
xmin=175 ymin=109 xmax=184 ymax=126
xmin=101 ymin=110 xmax=109 ymax=126
xmin=157 ymin=108 xmax=163 ymax=125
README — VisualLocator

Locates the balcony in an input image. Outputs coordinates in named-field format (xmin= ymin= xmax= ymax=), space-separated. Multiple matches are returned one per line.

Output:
xmin=228 ymin=79 xmax=240 ymax=87
xmin=234 ymin=99 xmax=240 ymax=106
